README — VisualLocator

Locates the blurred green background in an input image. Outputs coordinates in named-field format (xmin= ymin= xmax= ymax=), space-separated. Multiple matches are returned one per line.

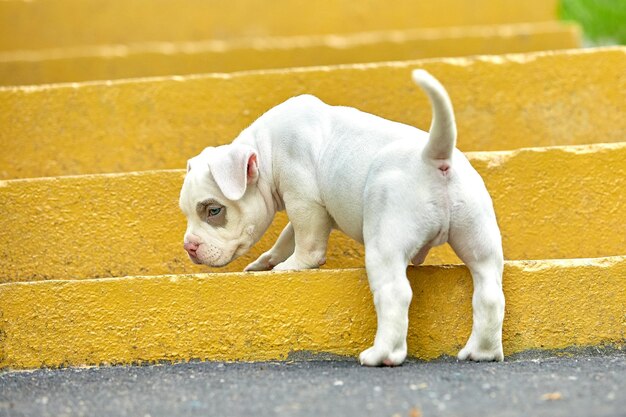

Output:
xmin=560 ymin=0 xmax=626 ymax=45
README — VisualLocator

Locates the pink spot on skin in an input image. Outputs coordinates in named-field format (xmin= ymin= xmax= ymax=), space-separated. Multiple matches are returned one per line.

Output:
xmin=383 ymin=359 xmax=394 ymax=366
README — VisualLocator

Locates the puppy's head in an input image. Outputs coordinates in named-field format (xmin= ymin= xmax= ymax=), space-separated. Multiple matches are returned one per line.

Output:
xmin=179 ymin=143 xmax=273 ymax=267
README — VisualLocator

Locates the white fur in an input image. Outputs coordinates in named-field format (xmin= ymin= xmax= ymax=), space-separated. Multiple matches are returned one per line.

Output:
xmin=179 ymin=70 xmax=505 ymax=366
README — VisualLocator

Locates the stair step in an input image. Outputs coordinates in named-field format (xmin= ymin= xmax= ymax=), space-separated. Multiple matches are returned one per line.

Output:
xmin=0 ymin=0 xmax=561 ymax=52
xmin=0 ymin=22 xmax=580 ymax=86
xmin=2 ymin=143 xmax=624 ymax=283
xmin=2 ymin=47 xmax=624 ymax=180
xmin=1 ymin=256 xmax=624 ymax=369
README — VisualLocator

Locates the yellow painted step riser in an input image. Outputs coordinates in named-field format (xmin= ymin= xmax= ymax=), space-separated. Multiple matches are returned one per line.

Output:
xmin=1 ymin=257 xmax=624 ymax=369
xmin=1 ymin=143 xmax=624 ymax=283
xmin=0 ymin=0 xmax=560 ymax=52
xmin=1 ymin=47 xmax=624 ymax=180
xmin=0 ymin=23 xmax=581 ymax=86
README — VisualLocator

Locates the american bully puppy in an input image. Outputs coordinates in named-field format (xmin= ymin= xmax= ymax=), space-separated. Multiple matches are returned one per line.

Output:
xmin=179 ymin=70 xmax=505 ymax=366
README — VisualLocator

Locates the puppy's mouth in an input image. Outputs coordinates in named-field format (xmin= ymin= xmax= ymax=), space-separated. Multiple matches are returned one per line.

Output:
xmin=190 ymin=244 xmax=246 ymax=268
xmin=188 ymin=254 xmax=203 ymax=265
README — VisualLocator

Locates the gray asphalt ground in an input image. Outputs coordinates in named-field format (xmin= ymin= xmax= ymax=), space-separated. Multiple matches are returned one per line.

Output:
xmin=1 ymin=350 xmax=624 ymax=417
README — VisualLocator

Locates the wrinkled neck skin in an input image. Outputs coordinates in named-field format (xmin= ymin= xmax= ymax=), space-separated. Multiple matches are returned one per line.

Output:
xmin=235 ymin=126 xmax=284 ymax=237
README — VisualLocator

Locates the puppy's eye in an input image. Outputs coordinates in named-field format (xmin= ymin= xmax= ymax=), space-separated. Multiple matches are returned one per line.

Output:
xmin=208 ymin=207 xmax=222 ymax=217
xmin=197 ymin=200 xmax=226 ymax=227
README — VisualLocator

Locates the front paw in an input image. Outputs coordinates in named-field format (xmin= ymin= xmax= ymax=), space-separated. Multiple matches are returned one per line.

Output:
xmin=273 ymin=254 xmax=323 ymax=271
xmin=244 ymin=252 xmax=275 ymax=272
xmin=359 ymin=345 xmax=407 ymax=367
xmin=272 ymin=257 xmax=301 ymax=271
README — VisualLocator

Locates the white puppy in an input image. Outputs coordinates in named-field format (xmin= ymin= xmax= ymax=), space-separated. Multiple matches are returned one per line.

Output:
xmin=179 ymin=70 xmax=505 ymax=366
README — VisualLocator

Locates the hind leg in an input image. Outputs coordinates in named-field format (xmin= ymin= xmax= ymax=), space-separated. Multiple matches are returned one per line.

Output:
xmin=411 ymin=244 xmax=431 ymax=265
xmin=359 ymin=176 xmax=436 ymax=366
xmin=359 ymin=244 xmax=416 ymax=366
xmin=449 ymin=199 xmax=505 ymax=361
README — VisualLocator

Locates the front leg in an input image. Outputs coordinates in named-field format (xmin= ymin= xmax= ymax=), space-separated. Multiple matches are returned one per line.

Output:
xmin=273 ymin=200 xmax=332 ymax=271
xmin=244 ymin=223 xmax=295 ymax=271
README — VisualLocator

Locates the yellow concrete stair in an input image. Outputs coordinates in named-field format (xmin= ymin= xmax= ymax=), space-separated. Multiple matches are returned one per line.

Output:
xmin=2 ymin=47 xmax=624 ymax=180
xmin=0 ymin=0 xmax=561 ymax=52
xmin=0 ymin=0 xmax=623 ymax=370
xmin=0 ymin=22 xmax=580 ymax=86
xmin=1 ymin=256 xmax=624 ymax=369
xmin=1 ymin=142 xmax=624 ymax=283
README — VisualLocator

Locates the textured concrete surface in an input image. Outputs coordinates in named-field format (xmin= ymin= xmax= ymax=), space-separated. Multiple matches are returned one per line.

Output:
xmin=0 ymin=0 xmax=560 ymax=51
xmin=1 ymin=257 xmax=624 ymax=369
xmin=1 ymin=352 xmax=624 ymax=417
xmin=1 ymin=47 xmax=625 ymax=179
xmin=1 ymin=143 xmax=624 ymax=282
xmin=0 ymin=22 xmax=580 ymax=86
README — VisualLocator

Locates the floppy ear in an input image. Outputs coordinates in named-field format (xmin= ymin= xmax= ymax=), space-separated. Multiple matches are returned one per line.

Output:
xmin=207 ymin=144 xmax=259 ymax=201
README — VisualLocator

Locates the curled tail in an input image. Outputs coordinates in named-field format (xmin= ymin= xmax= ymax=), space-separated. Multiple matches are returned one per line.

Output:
xmin=412 ymin=69 xmax=457 ymax=161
